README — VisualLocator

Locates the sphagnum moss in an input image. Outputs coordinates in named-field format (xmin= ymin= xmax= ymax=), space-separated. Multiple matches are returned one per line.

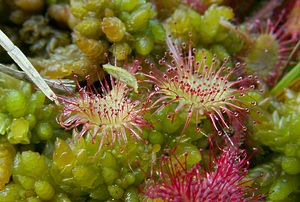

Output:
xmin=0 ymin=1 xmax=300 ymax=201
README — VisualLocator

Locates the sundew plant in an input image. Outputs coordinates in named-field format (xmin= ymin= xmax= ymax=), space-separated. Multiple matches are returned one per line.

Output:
xmin=57 ymin=73 xmax=151 ymax=152
xmin=143 ymin=35 xmax=258 ymax=144
xmin=0 ymin=0 xmax=299 ymax=201
xmin=143 ymin=144 xmax=262 ymax=202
